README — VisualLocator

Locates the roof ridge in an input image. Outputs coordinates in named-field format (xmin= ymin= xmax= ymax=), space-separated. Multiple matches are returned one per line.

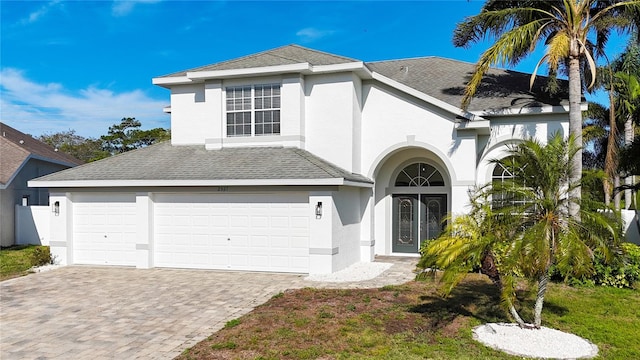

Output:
xmin=285 ymin=44 xmax=359 ymax=62
xmin=158 ymin=45 xmax=359 ymax=78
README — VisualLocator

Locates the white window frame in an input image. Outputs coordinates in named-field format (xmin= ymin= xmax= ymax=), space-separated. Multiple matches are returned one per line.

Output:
xmin=225 ymin=84 xmax=281 ymax=137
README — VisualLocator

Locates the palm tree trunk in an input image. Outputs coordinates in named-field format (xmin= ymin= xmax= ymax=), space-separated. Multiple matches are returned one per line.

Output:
xmin=624 ymin=115 xmax=634 ymax=209
xmin=605 ymin=80 xmax=618 ymax=207
xmin=533 ymin=273 xmax=548 ymax=328
xmin=480 ymin=252 xmax=527 ymax=327
xmin=604 ymin=180 xmax=611 ymax=206
xmin=615 ymin=175 xmax=621 ymax=210
xmin=568 ymin=55 xmax=583 ymax=219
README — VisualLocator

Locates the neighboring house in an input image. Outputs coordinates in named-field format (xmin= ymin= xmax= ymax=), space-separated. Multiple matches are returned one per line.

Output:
xmin=1 ymin=123 xmax=82 ymax=247
xmin=29 ymin=45 xmax=572 ymax=274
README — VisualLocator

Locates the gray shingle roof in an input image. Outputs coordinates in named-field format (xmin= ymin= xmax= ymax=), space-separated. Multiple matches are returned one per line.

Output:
xmin=366 ymin=57 xmax=569 ymax=112
xmin=158 ymin=45 xmax=569 ymax=112
xmin=33 ymin=141 xmax=372 ymax=185
xmin=158 ymin=45 xmax=358 ymax=78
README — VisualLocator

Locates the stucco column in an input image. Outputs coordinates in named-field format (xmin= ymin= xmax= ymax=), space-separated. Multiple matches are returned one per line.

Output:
xmin=359 ymin=188 xmax=375 ymax=262
xmin=450 ymin=185 xmax=473 ymax=218
xmin=135 ymin=192 xmax=154 ymax=269
xmin=308 ymin=192 xmax=334 ymax=274
xmin=48 ymin=192 xmax=73 ymax=265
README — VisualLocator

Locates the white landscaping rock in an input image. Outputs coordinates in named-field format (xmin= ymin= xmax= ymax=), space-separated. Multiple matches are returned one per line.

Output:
xmin=304 ymin=262 xmax=393 ymax=282
xmin=473 ymin=323 xmax=599 ymax=359
xmin=30 ymin=264 xmax=64 ymax=273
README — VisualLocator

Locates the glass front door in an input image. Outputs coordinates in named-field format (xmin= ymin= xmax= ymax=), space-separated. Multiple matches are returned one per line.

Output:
xmin=392 ymin=194 xmax=446 ymax=253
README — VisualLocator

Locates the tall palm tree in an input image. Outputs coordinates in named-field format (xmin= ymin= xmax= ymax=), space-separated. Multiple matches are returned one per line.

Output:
xmin=422 ymin=133 xmax=621 ymax=328
xmin=611 ymin=42 xmax=640 ymax=206
xmin=454 ymin=0 xmax=640 ymax=219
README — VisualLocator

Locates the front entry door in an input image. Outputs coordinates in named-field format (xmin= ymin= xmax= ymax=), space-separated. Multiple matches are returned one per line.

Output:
xmin=392 ymin=194 xmax=446 ymax=253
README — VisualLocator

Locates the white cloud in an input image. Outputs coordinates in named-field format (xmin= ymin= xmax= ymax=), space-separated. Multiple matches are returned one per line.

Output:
xmin=296 ymin=27 xmax=336 ymax=43
xmin=112 ymin=0 xmax=162 ymax=17
xmin=0 ymin=68 xmax=169 ymax=138
xmin=20 ymin=0 xmax=61 ymax=25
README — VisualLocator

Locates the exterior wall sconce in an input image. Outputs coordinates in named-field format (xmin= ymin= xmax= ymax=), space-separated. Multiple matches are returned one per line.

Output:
xmin=53 ymin=201 xmax=60 ymax=216
xmin=315 ymin=202 xmax=322 ymax=219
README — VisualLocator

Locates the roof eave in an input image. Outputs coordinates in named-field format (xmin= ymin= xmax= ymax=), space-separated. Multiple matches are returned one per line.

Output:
xmin=28 ymin=178 xmax=374 ymax=188
xmin=471 ymin=102 xmax=586 ymax=117
xmin=152 ymin=62 xmax=371 ymax=87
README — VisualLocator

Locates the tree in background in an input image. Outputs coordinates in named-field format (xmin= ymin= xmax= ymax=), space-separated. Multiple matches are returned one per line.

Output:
xmin=101 ymin=117 xmax=171 ymax=155
xmin=38 ymin=118 xmax=170 ymax=162
xmin=454 ymin=0 xmax=640 ymax=219
xmin=38 ymin=130 xmax=109 ymax=163
xmin=587 ymin=38 xmax=640 ymax=208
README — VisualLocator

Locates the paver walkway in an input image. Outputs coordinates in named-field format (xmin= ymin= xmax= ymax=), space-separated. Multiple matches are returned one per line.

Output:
xmin=0 ymin=257 xmax=416 ymax=360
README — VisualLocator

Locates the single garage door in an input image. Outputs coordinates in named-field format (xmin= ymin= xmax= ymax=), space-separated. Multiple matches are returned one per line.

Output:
xmin=154 ymin=193 xmax=309 ymax=273
xmin=73 ymin=193 xmax=137 ymax=266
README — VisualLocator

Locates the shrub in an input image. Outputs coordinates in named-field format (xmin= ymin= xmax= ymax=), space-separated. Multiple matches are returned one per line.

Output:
xmin=554 ymin=242 xmax=640 ymax=289
xmin=31 ymin=246 xmax=52 ymax=267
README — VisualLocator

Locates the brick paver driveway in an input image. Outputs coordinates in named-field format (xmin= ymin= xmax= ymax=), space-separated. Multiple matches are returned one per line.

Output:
xmin=0 ymin=266 xmax=306 ymax=360
xmin=0 ymin=258 xmax=416 ymax=360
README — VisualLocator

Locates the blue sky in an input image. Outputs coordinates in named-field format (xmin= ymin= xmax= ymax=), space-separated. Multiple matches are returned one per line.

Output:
xmin=0 ymin=0 xmax=631 ymax=138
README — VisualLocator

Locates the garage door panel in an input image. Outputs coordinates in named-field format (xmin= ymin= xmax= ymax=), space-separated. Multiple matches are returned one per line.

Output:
xmin=154 ymin=193 xmax=309 ymax=273
xmin=72 ymin=194 xmax=136 ymax=266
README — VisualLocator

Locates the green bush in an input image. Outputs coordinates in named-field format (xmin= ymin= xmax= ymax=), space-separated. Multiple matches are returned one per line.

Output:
xmin=555 ymin=243 xmax=640 ymax=289
xmin=31 ymin=246 xmax=52 ymax=267
xmin=593 ymin=243 xmax=640 ymax=288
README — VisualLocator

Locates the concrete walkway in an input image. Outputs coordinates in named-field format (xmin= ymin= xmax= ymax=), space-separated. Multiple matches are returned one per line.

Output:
xmin=0 ymin=257 xmax=416 ymax=360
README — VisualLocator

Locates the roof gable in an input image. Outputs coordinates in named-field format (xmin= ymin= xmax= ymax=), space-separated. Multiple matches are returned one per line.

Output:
xmin=0 ymin=123 xmax=83 ymax=186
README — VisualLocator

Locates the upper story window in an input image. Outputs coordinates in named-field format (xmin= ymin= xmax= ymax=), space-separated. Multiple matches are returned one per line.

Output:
xmin=226 ymin=84 xmax=281 ymax=137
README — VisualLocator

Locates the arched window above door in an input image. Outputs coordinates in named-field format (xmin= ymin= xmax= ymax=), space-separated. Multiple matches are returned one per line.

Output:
xmin=395 ymin=163 xmax=444 ymax=187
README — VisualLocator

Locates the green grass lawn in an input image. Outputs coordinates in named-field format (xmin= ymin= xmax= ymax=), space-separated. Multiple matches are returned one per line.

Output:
xmin=0 ymin=245 xmax=51 ymax=281
xmin=178 ymin=274 xmax=640 ymax=360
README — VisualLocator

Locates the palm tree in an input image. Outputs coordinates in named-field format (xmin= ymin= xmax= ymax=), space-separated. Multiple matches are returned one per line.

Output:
xmin=417 ymin=186 xmax=527 ymax=326
xmin=454 ymin=0 xmax=640 ymax=219
xmin=611 ymin=42 xmax=640 ymax=206
xmin=421 ymin=133 xmax=621 ymax=328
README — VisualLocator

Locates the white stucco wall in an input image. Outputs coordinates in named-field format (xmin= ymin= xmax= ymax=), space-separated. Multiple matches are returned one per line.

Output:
xmin=15 ymin=205 xmax=50 ymax=245
xmin=330 ymin=187 xmax=363 ymax=271
xmin=305 ymin=73 xmax=362 ymax=172
xmin=170 ymin=82 xmax=221 ymax=145
xmin=360 ymin=84 xmax=466 ymax=183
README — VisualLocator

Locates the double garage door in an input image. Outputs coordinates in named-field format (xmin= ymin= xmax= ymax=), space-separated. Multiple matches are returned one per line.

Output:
xmin=72 ymin=193 xmax=310 ymax=273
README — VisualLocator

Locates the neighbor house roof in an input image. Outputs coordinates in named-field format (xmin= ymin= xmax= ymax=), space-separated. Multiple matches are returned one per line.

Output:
xmin=0 ymin=123 xmax=83 ymax=187
xmin=155 ymin=44 xmax=570 ymax=114
xmin=29 ymin=141 xmax=373 ymax=188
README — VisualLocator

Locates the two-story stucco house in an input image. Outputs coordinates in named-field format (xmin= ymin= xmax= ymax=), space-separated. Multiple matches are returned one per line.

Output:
xmin=29 ymin=45 xmax=571 ymax=274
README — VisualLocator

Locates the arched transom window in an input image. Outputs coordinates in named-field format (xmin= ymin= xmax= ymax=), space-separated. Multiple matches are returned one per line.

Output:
xmin=395 ymin=163 xmax=444 ymax=187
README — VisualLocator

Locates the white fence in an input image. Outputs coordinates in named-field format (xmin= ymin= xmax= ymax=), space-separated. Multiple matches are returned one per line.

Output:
xmin=15 ymin=205 xmax=50 ymax=246
xmin=622 ymin=209 xmax=640 ymax=245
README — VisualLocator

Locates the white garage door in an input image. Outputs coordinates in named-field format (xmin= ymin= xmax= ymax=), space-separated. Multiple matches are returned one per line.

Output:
xmin=154 ymin=193 xmax=309 ymax=273
xmin=73 ymin=193 xmax=137 ymax=266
